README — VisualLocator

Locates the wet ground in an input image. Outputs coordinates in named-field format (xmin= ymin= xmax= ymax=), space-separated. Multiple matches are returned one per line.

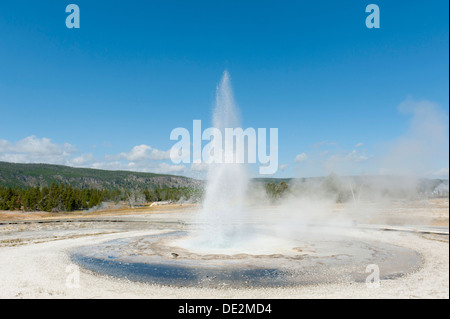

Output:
xmin=68 ymin=217 xmax=423 ymax=288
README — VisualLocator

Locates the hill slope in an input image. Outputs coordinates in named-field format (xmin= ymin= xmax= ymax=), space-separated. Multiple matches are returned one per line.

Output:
xmin=0 ymin=161 xmax=200 ymax=190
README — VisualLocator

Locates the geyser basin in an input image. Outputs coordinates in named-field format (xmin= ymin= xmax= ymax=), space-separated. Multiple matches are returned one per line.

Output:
xmin=71 ymin=229 xmax=421 ymax=288
xmin=70 ymin=72 xmax=421 ymax=288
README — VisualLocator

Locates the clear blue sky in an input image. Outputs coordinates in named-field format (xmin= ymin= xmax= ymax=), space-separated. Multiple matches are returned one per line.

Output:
xmin=0 ymin=0 xmax=448 ymax=178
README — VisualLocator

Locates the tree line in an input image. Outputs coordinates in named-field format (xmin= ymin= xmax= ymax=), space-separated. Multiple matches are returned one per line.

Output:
xmin=0 ymin=183 xmax=203 ymax=212
xmin=0 ymin=183 xmax=107 ymax=212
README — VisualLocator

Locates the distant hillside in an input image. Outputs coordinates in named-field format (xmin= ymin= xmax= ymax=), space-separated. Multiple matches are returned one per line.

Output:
xmin=0 ymin=161 xmax=201 ymax=190
xmin=1 ymin=161 xmax=447 ymax=198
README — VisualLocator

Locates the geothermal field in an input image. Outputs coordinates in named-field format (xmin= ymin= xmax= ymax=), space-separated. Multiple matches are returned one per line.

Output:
xmin=0 ymin=72 xmax=448 ymax=299
xmin=0 ymin=198 xmax=448 ymax=298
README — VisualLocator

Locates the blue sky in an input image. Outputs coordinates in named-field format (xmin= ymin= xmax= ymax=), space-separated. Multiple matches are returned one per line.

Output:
xmin=0 ymin=0 xmax=448 ymax=179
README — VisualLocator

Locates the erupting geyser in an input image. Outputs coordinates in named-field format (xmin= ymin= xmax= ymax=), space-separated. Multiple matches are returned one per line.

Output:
xmin=184 ymin=71 xmax=251 ymax=249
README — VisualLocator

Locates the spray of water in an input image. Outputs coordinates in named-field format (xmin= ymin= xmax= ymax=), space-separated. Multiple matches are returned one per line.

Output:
xmin=176 ymin=71 xmax=357 ymax=254
xmin=182 ymin=71 xmax=251 ymax=249
xmin=199 ymin=71 xmax=250 ymax=247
